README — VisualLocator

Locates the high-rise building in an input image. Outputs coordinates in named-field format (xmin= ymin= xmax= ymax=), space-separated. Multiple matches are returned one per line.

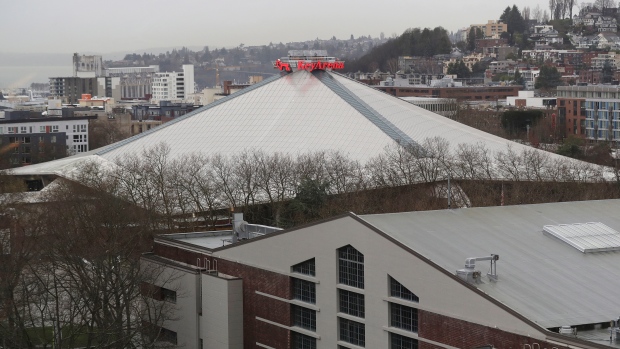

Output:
xmin=73 ymin=53 xmax=103 ymax=78
xmin=49 ymin=77 xmax=100 ymax=104
xmin=102 ymin=65 xmax=160 ymax=100
xmin=151 ymin=65 xmax=195 ymax=103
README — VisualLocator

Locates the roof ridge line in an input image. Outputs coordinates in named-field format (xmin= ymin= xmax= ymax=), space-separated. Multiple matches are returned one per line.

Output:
xmin=313 ymin=70 xmax=423 ymax=152
xmin=95 ymin=72 xmax=286 ymax=156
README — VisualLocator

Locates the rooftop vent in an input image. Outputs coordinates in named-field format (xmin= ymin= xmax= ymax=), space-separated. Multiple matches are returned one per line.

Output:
xmin=456 ymin=254 xmax=499 ymax=284
xmin=543 ymin=222 xmax=620 ymax=253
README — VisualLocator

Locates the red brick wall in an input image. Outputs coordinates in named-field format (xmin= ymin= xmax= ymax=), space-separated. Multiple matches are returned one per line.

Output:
xmin=152 ymin=243 xmax=292 ymax=349
xmin=217 ymin=258 xmax=291 ymax=349
xmin=418 ymin=310 xmax=568 ymax=349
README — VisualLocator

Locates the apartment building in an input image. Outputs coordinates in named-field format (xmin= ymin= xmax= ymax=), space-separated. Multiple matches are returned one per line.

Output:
xmin=557 ymin=85 xmax=620 ymax=142
xmin=0 ymin=111 xmax=93 ymax=158
xmin=151 ymin=65 xmax=195 ymax=103
xmin=49 ymin=77 xmax=100 ymax=104
xmin=469 ymin=20 xmax=507 ymax=39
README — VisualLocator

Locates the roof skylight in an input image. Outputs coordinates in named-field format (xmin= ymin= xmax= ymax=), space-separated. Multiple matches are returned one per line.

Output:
xmin=543 ymin=222 xmax=620 ymax=253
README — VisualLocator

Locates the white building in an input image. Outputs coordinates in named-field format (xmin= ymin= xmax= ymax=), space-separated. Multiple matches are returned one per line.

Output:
xmin=151 ymin=65 xmax=195 ymax=103
xmin=0 ymin=116 xmax=91 ymax=155
xmin=103 ymin=65 xmax=160 ymax=100
xmin=143 ymin=199 xmax=620 ymax=349
xmin=506 ymin=90 xmax=556 ymax=108
xmin=517 ymin=67 xmax=540 ymax=90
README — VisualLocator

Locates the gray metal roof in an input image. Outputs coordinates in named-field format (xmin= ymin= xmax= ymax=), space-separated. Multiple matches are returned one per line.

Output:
xmin=360 ymin=199 xmax=620 ymax=329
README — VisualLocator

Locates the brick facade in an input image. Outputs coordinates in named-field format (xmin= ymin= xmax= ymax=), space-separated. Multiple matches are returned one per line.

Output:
xmin=375 ymin=86 xmax=520 ymax=101
xmin=418 ymin=310 xmax=568 ymax=349
xmin=152 ymin=243 xmax=291 ymax=349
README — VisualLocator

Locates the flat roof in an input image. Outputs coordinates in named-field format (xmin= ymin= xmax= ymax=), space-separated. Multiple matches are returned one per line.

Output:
xmin=164 ymin=231 xmax=234 ymax=249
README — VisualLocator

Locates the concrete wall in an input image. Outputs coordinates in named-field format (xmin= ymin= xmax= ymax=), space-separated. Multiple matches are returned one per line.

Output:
xmin=141 ymin=258 xmax=201 ymax=349
xmin=201 ymin=273 xmax=243 ymax=349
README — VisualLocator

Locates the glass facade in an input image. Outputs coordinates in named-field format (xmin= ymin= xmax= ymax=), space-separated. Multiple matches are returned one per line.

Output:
xmin=390 ymin=276 xmax=419 ymax=302
xmin=339 ymin=318 xmax=365 ymax=347
xmin=292 ymin=305 xmax=316 ymax=331
xmin=338 ymin=245 xmax=364 ymax=288
xmin=339 ymin=289 xmax=365 ymax=318
xmin=390 ymin=332 xmax=418 ymax=349
xmin=293 ymin=258 xmax=316 ymax=276
xmin=293 ymin=278 xmax=316 ymax=304
xmin=292 ymin=332 xmax=316 ymax=349
xmin=390 ymin=302 xmax=418 ymax=332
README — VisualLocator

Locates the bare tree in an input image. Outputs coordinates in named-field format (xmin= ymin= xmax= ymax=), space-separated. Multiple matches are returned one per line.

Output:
xmin=386 ymin=58 xmax=399 ymax=74
xmin=595 ymin=0 xmax=615 ymax=9
xmin=532 ymin=5 xmax=544 ymax=22
xmin=550 ymin=0 xmax=558 ymax=19
xmin=523 ymin=6 xmax=531 ymax=21
xmin=566 ymin=0 xmax=576 ymax=18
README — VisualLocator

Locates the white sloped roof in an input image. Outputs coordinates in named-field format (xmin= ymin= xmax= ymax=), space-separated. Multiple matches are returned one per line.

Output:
xmin=361 ymin=199 xmax=620 ymax=328
xmin=9 ymin=69 xmax=599 ymax=177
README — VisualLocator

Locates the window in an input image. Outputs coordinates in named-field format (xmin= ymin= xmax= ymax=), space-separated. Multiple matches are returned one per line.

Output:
xmin=52 ymin=125 xmax=59 ymax=133
xmin=292 ymin=258 xmax=315 ymax=276
xmin=39 ymin=126 xmax=45 ymax=133
xmin=7 ymin=127 xmax=16 ymax=134
xmin=20 ymin=126 xmax=27 ymax=134
xmin=73 ymin=144 xmax=88 ymax=153
xmin=293 ymin=278 xmax=316 ymax=304
xmin=390 ymin=303 xmax=418 ymax=332
xmin=390 ymin=333 xmax=418 ymax=349
xmin=23 ymin=137 xmax=30 ymax=144
xmin=51 ymin=136 xmax=56 ymax=143
xmin=9 ymin=137 xmax=17 ymax=144
xmin=339 ymin=317 xmax=365 ymax=347
xmin=389 ymin=276 xmax=418 ymax=302
xmin=292 ymin=305 xmax=316 ymax=331
xmin=338 ymin=245 xmax=364 ymax=288
xmin=158 ymin=327 xmax=177 ymax=345
xmin=161 ymin=287 xmax=176 ymax=303
xmin=72 ymin=124 xmax=87 ymax=132
xmin=292 ymin=332 xmax=316 ymax=349
xmin=0 ymin=127 xmax=3 ymax=134
xmin=339 ymin=289 xmax=365 ymax=318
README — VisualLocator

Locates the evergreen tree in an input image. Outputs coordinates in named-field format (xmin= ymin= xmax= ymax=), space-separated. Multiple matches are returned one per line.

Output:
xmin=535 ymin=65 xmax=562 ymax=89
xmin=514 ymin=69 xmax=525 ymax=85
xmin=447 ymin=60 xmax=471 ymax=78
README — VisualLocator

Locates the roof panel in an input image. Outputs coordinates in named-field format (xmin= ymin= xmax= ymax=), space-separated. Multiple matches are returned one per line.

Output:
xmin=543 ymin=222 xmax=620 ymax=253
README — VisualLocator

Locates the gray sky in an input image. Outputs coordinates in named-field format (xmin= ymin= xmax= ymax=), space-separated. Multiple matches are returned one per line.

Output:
xmin=3 ymin=0 xmax=554 ymax=54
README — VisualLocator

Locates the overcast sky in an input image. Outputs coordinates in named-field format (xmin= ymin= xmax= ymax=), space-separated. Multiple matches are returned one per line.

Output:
xmin=4 ymin=0 xmax=554 ymax=55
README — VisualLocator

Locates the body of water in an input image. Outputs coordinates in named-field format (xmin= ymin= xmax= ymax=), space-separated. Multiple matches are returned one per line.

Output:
xmin=0 ymin=65 xmax=72 ymax=89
